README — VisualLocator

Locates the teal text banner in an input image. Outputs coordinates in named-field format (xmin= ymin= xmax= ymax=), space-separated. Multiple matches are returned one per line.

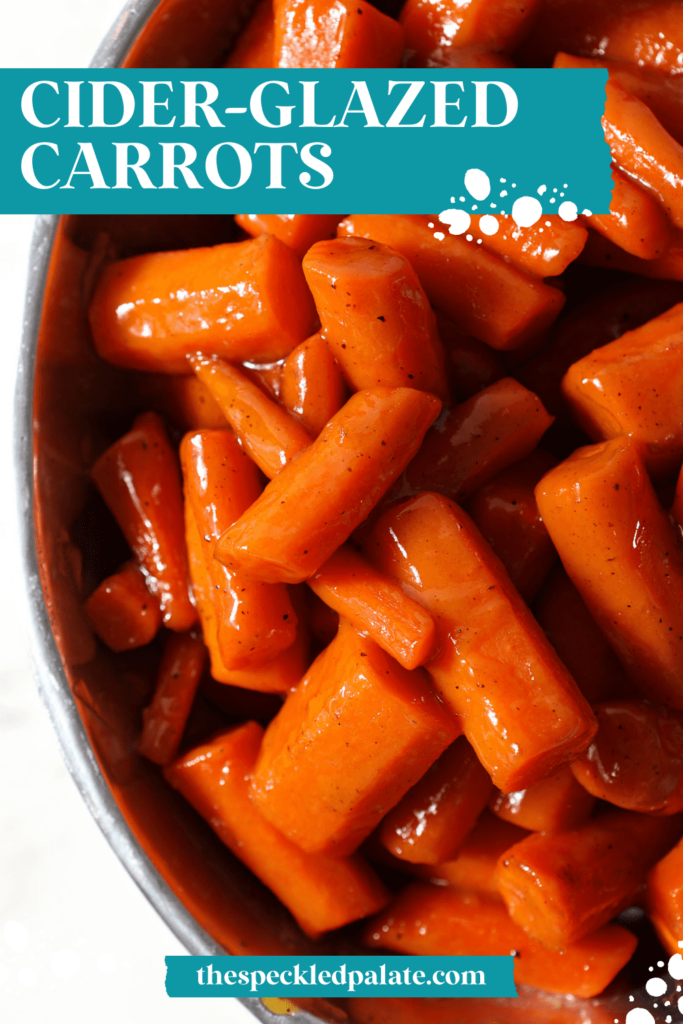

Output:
xmin=1 ymin=68 xmax=611 ymax=216
xmin=164 ymin=954 xmax=517 ymax=998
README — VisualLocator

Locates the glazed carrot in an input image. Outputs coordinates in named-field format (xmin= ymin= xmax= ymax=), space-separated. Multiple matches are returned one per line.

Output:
xmin=378 ymin=736 xmax=493 ymax=865
xmin=400 ymin=0 xmax=541 ymax=68
xmin=234 ymin=214 xmax=343 ymax=259
xmin=190 ymin=356 xmax=312 ymax=478
xmin=250 ymin=618 xmax=459 ymax=857
xmin=536 ymin=438 xmax=683 ymax=708
xmin=534 ymin=566 xmax=631 ymax=705
xmin=92 ymin=412 xmax=196 ymax=632
xmin=436 ymin=312 xmax=506 ymax=401
xmin=338 ymin=215 xmax=566 ymax=350
xmin=408 ymin=45 xmax=517 ymax=69
xmin=365 ymin=492 xmax=597 ymax=792
xmin=138 ymin=630 xmax=207 ymax=766
xmin=180 ymin=430 xmax=297 ymax=669
xmin=562 ymin=302 xmax=683 ymax=476
xmin=302 ymin=237 xmax=448 ymax=400
xmin=468 ymin=214 xmax=588 ymax=278
xmin=363 ymin=883 xmax=637 ymax=998
xmin=467 ymin=450 xmax=558 ymax=603
xmin=586 ymin=167 xmax=673 ymax=261
xmin=570 ymin=700 xmax=683 ymax=815
xmin=243 ymin=359 xmax=285 ymax=400
xmin=307 ymin=589 xmax=339 ymax=647
xmin=489 ymin=768 xmax=596 ymax=834
xmin=281 ymin=333 xmax=346 ymax=437
xmin=580 ymin=225 xmax=683 ymax=280
xmin=88 ymin=235 xmax=318 ymax=373
xmin=223 ymin=0 xmax=274 ymax=67
xmin=308 ymin=544 xmax=437 ymax=670
xmin=164 ymin=721 xmax=391 ymax=937
xmin=273 ymin=0 xmax=404 ymax=68
xmin=137 ymin=373 xmax=228 ymax=431
xmin=405 ymin=378 xmax=554 ymax=503
xmin=647 ymin=836 xmax=683 ymax=955
xmin=348 ymin=990 xmax=617 ymax=1024
xmin=496 ymin=809 xmax=682 ymax=949
xmin=85 ymin=560 xmax=162 ymax=652
xmin=215 ymin=387 xmax=441 ymax=585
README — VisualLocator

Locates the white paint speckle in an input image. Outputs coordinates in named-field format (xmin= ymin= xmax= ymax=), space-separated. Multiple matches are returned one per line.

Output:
xmin=479 ymin=215 xmax=499 ymax=236
xmin=434 ymin=231 xmax=445 ymax=241
xmin=582 ymin=208 xmax=592 ymax=216
xmin=464 ymin=168 xmax=491 ymax=201
xmin=537 ymin=185 xmax=547 ymax=195
xmin=559 ymin=201 xmax=578 ymax=222
xmin=438 ymin=209 xmax=470 ymax=235
xmin=512 ymin=196 xmax=542 ymax=228
xmin=646 ymin=977 xmax=667 ymax=997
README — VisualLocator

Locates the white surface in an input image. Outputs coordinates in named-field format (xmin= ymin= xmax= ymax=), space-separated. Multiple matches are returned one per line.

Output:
xmin=0 ymin=4 xmax=256 ymax=1021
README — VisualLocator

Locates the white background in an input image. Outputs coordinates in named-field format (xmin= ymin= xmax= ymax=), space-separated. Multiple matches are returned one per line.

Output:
xmin=1 ymin=2 xmax=255 ymax=1021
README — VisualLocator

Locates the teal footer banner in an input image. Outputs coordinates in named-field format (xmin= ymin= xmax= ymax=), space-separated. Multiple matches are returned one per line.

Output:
xmin=164 ymin=955 xmax=517 ymax=998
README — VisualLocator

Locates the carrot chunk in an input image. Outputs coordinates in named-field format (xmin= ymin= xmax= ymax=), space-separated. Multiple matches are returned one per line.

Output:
xmin=407 ymin=45 xmax=518 ymax=69
xmin=272 ymin=0 xmax=404 ymax=68
xmin=587 ymin=167 xmax=673 ymax=261
xmin=234 ymin=214 xmax=343 ymax=258
xmin=436 ymin=312 xmax=506 ymax=401
xmin=580 ymin=225 xmax=683 ymax=281
xmin=647 ymin=835 xmax=683 ymax=955
xmin=281 ymin=333 xmax=346 ymax=437
xmin=215 ymin=387 xmax=441 ymax=584
xmin=250 ymin=618 xmax=459 ymax=857
xmin=92 ymin=412 xmax=196 ymax=632
xmin=138 ymin=630 xmax=207 ymax=765
xmin=489 ymin=768 xmax=596 ymax=834
xmin=496 ymin=809 xmax=682 ymax=949
xmin=379 ymin=736 xmax=493 ymax=865
xmin=85 ymin=560 xmax=162 ymax=652
xmin=164 ymin=721 xmax=391 ymax=937
xmin=363 ymin=883 xmax=637 ymax=998
xmin=401 ymin=0 xmax=541 ymax=68
xmin=338 ymin=215 xmax=565 ymax=350
xmin=365 ymin=492 xmax=596 ymax=792
xmin=138 ymin=373 xmax=229 ymax=431
xmin=469 ymin=214 xmax=588 ymax=278
xmin=88 ymin=234 xmax=317 ymax=373
xmin=223 ymin=0 xmax=274 ymax=68
xmin=303 ymin=237 xmax=448 ymax=400
xmin=536 ymin=437 xmax=683 ymax=708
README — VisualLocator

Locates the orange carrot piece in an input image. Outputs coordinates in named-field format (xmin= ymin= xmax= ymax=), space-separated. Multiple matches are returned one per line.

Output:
xmin=273 ymin=0 xmax=404 ymax=68
xmin=405 ymin=378 xmax=554 ymax=503
xmin=580 ymin=224 xmax=683 ymax=280
xmin=250 ymin=618 xmax=459 ymax=857
xmin=281 ymin=333 xmax=346 ymax=437
xmin=308 ymin=544 xmax=436 ymax=670
xmin=180 ymin=429 xmax=297 ymax=669
xmin=138 ymin=630 xmax=207 ymax=765
xmin=407 ymin=45 xmax=517 ymax=69
xmin=536 ymin=438 xmax=683 ymax=708
xmin=243 ymin=359 xmax=285 ymax=400
xmin=489 ymin=768 xmax=595 ymax=834
xmin=467 ymin=450 xmax=558 ymax=603
xmin=92 ymin=412 xmax=196 ymax=632
xmin=587 ymin=167 xmax=673 ymax=260
xmin=164 ymin=721 xmax=390 ymax=937
xmin=401 ymin=0 xmax=541 ymax=68
xmin=365 ymin=492 xmax=596 ymax=792
xmin=190 ymin=356 xmax=312 ymax=479
xmin=85 ymin=560 xmax=162 ymax=652
xmin=234 ymin=214 xmax=343 ymax=258
xmin=436 ymin=312 xmax=506 ymax=401
xmin=338 ymin=215 xmax=565 ymax=350
xmin=302 ymin=237 xmax=448 ymax=400
xmin=570 ymin=700 xmax=683 ymax=815
xmin=307 ymin=589 xmax=339 ymax=647
xmin=363 ymin=883 xmax=637 ymax=998
xmin=88 ymin=235 xmax=318 ymax=373
xmin=223 ymin=0 xmax=274 ymax=68
xmin=349 ymin=989 xmax=618 ymax=1024
xmin=534 ymin=566 xmax=631 ymax=705
xmin=562 ymin=302 xmax=683 ymax=477
xmin=138 ymin=373 xmax=229 ymax=431
xmin=468 ymin=214 xmax=588 ymax=278
xmin=496 ymin=809 xmax=682 ymax=949
xmin=379 ymin=736 xmax=493 ymax=864
xmin=215 ymin=387 xmax=441 ymax=585
xmin=647 ymin=835 xmax=683 ymax=955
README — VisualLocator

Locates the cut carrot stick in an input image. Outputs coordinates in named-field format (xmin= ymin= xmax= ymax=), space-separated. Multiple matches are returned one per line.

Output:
xmin=138 ymin=373 xmax=229 ymax=431
xmin=436 ymin=312 xmax=506 ymax=401
xmin=273 ymin=0 xmax=404 ymax=68
xmin=250 ymin=618 xmax=459 ymax=857
xmin=534 ymin=566 xmax=631 ymax=705
xmin=164 ymin=721 xmax=391 ymax=937
xmin=88 ymin=234 xmax=318 ymax=373
xmin=401 ymin=0 xmax=541 ymax=68
xmin=234 ymin=214 xmax=343 ymax=258
xmin=180 ymin=429 xmax=297 ymax=669
xmin=308 ymin=544 xmax=436 ymax=670
xmin=223 ymin=0 xmax=274 ymax=67
xmin=562 ymin=302 xmax=683 ymax=477
xmin=407 ymin=45 xmax=517 ymax=69
xmin=190 ymin=356 xmax=312 ymax=479
xmin=647 ymin=836 xmax=683 ymax=955
xmin=215 ymin=387 xmax=441 ymax=585
xmin=468 ymin=214 xmax=588 ymax=278
xmin=489 ymin=768 xmax=596 ymax=834
xmin=536 ymin=438 xmax=683 ymax=709
xmin=243 ymin=359 xmax=285 ymax=400
xmin=91 ymin=412 xmax=196 ymax=632
xmin=586 ymin=167 xmax=673 ymax=261
xmin=307 ymin=589 xmax=339 ymax=648
xmin=405 ymin=378 xmax=554 ymax=503
xmin=496 ymin=809 xmax=682 ymax=949
xmin=580 ymin=225 xmax=683 ymax=280
xmin=281 ymin=333 xmax=346 ymax=437
xmin=338 ymin=215 xmax=565 ymax=350
xmin=467 ymin=450 xmax=558 ymax=603
xmin=85 ymin=560 xmax=162 ymax=652
xmin=138 ymin=630 xmax=207 ymax=766
xmin=570 ymin=700 xmax=683 ymax=815
xmin=303 ymin=237 xmax=448 ymax=400
xmin=365 ymin=492 xmax=596 ymax=793
xmin=363 ymin=883 xmax=638 ymax=998
xmin=378 ymin=736 xmax=493 ymax=864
